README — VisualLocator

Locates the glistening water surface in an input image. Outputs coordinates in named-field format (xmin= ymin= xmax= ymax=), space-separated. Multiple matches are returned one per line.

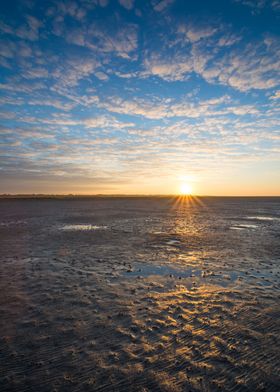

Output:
xmin=0 ymin=197 xmax=279 ymax=391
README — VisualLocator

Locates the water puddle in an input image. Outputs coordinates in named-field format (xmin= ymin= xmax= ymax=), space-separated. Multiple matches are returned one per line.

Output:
xmin=230 ymin=224 xmax=258 ymax=230
xmin=246 ymin=216 xmax=279 ymax=222
xmin=125 ymin=263 xmax=200 ymax=278
xmin=0 ymin=220 xmax=27 ymax=227
xmin=166 ymin=240 xmax=181 ymax=245
xmin=124 ymin=262 xmax=277 ymax=289
xmin=60 ymin=224 xmax=108 ymax=231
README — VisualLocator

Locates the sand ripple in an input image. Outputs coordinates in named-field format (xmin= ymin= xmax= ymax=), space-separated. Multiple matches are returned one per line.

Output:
xmin=0 ymin=197 xmax=279 ymax=391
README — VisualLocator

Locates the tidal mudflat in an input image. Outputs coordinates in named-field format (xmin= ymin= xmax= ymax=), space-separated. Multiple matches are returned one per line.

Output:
xmin=0 ymin=197 xmax=279 ymax=391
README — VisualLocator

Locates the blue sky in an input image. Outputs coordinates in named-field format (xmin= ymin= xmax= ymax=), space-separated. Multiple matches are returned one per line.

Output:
xmin=0 ymin=0 xmax=279 ymax=195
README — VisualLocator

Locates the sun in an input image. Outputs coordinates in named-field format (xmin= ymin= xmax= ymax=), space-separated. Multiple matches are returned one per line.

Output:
xmin=180 ymin=183 xmax=193 ymax=195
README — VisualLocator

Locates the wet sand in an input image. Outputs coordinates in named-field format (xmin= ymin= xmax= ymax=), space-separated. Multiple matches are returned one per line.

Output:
xmin=0 ymin=197 xmax=279 ymax=391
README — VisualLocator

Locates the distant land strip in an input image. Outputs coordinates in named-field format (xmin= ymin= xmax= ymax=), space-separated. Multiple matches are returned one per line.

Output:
xmin=0 ymin=194 xmax=279 ymax=199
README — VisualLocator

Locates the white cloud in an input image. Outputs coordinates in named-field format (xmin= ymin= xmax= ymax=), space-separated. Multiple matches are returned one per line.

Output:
xmin=0 ymin=80 xmax=45 ymax=93
xmin=0 ymin=21 xmax=14 ymax=35
xmin=233 ymin=0 xmax=280 ymax=13
xmin=99 ymin=95 xmax=260 ymax=120
xmin=16 ymin=15 xmax=42 ymax=41
xmin=144 ymin=54 xmax=193 ymax=81
xmin=57 ymin=19 xmax=138 ymax=60
xmin=0 ymin=40 xmax=16 ymax=58
xmin=178 ymin=24 xmax=218 ymax=43
xmin=95 ymin=71 xmax=109 ymax=81
xmin=83 ymin=116 xmax=134 ymax=129
xmin=152 ymin=0 xmax=175 ymax=12
xmin=27 ymin=99 xmax=75 ymax=111
xmin=0 ymin=57 xmax=11 ymax=69
xmin=269 ymin=90 xmax=280 ymax=99
xmin=98 ymin=0 xmax=109 ymax=7
xmin=52 ymin=56 xmax=99 ymax=87
xmin=87 ymin=23 xmax=138 ymax=59
xmin=202 ymin=38 xmax=280 ymax=91
xmin=119 ymin=0 xmax=134 ymax=10
xmin=18 ymin=113 xmax=135 ymax=130
xmin=24 ymin=67 xmax=49 ymax=79
xmin=143 ymin=24 xmax=280 ymax=91
xmin=218 ymin=34 xmax=242 ymax=47
xmin=53 ymin=1 xmax=86 ymax=21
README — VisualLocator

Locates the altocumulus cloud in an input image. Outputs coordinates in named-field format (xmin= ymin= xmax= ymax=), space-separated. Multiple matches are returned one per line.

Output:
xmin=0 ymin=0 xmax=279 ymax=194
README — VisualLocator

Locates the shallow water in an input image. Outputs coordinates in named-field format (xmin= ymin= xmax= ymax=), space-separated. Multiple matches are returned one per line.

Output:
xmin=0 ymin=197 xmax=279 ymax=391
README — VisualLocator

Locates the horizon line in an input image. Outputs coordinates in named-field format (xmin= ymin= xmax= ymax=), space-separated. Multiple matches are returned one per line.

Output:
xmin=0 ymin=194 xmax=279 ymax=198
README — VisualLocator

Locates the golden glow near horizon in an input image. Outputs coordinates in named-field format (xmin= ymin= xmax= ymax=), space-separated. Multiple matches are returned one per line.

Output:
xmin=180 ymin=183 xmax=193 ymax=195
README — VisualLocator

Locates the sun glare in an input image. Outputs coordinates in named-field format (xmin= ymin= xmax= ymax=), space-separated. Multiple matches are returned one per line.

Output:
xmin=180 ymin=183 xmax=193 ymax=195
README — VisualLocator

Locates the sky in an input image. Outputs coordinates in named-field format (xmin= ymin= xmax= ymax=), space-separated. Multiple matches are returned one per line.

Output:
xmin=0 ymin=0 xmax=279 ymax=195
